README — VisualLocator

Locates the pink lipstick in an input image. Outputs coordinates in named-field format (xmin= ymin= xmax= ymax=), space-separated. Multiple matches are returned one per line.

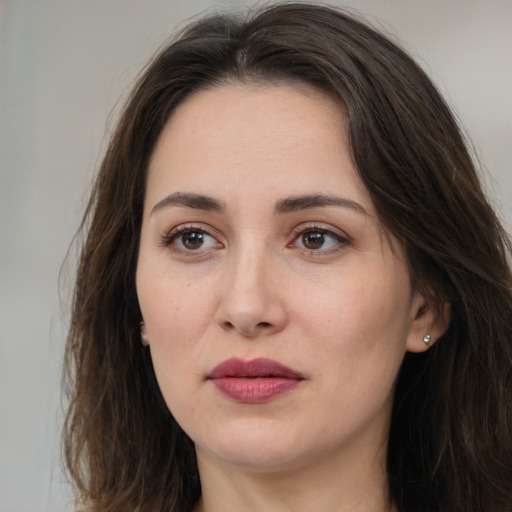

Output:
xmin=208 ymin=358 xmax=304 ymax=404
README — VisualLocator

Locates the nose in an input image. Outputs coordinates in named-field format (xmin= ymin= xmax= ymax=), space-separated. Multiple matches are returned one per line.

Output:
xmin=215 ymin=242 xmax=287 ymax=338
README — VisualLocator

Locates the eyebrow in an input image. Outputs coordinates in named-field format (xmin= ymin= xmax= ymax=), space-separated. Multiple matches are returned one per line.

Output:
xmin=151 ymin=192 xmax=225 ymax=215
xmin=275 ymin=194 xmax=369 ymax=216
xmin=150 ymin=192 xmax=368 ymax=217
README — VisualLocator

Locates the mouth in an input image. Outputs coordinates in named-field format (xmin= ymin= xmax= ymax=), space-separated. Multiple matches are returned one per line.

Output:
xmin=207 ymin=357 xmax=305 ymax=404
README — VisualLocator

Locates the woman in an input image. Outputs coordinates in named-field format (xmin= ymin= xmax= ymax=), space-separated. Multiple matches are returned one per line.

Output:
xmin=63 ymin=3 xmax=512 ymax=511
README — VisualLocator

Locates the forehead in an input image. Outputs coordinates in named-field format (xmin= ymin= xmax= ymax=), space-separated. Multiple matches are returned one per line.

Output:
xmin=145 ymin=82 xmax=372 ymax=213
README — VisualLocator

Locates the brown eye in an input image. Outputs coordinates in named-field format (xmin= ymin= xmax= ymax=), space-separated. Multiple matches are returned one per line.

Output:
xmin=164 ymin=228 xmax=219 ymax=252
xmin=302 ymin=232 xmax=325 ymax=250
xmin=292 ymin=227 xmax=346 ymax=253
xmin=182 ymin=231 xmax=205 ymax=250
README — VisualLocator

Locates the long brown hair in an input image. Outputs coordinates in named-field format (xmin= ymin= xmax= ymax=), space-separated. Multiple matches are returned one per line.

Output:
xmin=63 ymin=3 xmax=512 ymax=511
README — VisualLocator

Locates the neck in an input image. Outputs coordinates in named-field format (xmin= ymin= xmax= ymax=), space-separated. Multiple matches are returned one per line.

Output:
xmin=194 ymin=435 xmax=395 ymax=512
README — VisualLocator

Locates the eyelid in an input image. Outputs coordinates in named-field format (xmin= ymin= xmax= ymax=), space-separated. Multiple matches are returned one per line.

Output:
xmin=158 ymin=221 xmax=349 ymax=255
xmin=160 ymin=223 xmax=223 ymax=251
xmin=291 ymin=222 xmax=350 ymax=240
xmin=289 ymin=223 xmax=351 ymax=253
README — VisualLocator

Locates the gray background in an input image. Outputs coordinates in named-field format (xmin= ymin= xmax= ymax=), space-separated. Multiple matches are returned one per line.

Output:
xmin=1 ymin=1 xmax=510 ymax=510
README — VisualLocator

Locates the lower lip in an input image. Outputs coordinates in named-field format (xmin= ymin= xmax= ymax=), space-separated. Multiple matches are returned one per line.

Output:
xmin=210 ymin=377 xmax=302 ymax=403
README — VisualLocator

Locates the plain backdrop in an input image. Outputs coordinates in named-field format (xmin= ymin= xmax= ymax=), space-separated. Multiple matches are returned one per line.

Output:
xmin=0 ymin=1 xmax=510 ymax=510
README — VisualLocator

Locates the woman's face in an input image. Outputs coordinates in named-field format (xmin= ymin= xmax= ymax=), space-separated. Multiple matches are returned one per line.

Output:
xmin=136 ymin=83 xmax=430 ymax=474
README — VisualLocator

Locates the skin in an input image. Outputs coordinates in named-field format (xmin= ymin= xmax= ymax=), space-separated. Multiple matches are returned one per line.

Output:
xmin=136 ymin=83 xmax=444 ymax=512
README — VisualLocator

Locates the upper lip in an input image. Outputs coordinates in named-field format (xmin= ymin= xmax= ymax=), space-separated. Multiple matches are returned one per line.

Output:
xmin=207 ymin=357 xmax=305 ymax=380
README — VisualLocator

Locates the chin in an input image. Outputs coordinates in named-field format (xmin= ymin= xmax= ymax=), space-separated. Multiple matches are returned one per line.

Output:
xmin=193 ymin=418 xmax=309 ymax=472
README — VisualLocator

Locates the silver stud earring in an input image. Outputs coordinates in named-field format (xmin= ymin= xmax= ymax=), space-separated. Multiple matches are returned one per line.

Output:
xmin=139 ymin=321 xmax=149 ymax=345
xmin=423 ymin=334 xmax=431 ymax=345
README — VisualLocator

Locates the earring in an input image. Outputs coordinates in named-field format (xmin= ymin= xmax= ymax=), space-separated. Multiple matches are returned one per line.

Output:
xmin=423 ymin=334 xmax=431 ymax=345
xmin=139 ymin=321 xmax=149 ymax=345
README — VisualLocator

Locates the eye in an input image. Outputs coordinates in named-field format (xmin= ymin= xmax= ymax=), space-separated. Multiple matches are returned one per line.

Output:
xmin=163 ymin=226 xmax=220 ymax=252
xmin=292 ymin=226 xmax=347 ymax=253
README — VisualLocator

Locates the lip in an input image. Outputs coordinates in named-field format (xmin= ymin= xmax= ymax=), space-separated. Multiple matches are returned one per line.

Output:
xmin=207 ymin=357 xmax=305 ymax=404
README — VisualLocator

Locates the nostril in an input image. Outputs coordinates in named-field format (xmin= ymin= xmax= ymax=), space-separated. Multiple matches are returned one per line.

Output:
xmin=257 ymin=322 xmax=272 ymax=328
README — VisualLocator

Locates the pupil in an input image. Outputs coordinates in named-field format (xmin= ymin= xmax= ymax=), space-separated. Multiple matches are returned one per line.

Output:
xmin=303 ymin=232 xmax=324 ymax=249
xmin=183 ymin=232 xmax=203 ymax=249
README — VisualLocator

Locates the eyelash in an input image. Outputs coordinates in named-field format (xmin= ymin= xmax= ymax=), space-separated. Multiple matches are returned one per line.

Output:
xmin=160 ymin=225 xmax=218 ymax=250
xmin=289 ymin=224 xmax=350 ymax=255
xmin=160 ymin=223 xmax=349 ymax=255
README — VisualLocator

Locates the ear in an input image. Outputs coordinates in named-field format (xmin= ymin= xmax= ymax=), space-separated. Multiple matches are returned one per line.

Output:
xmin=405 ymin=291 xmax=450 ymax=353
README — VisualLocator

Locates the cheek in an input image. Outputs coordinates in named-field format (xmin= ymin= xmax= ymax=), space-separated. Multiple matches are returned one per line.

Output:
xmin=137 ymin=270 xmax=216 ymax=393
xmin=299 ymin=271 xmax=411 ymax=342
xmin=142 ymin=285 xmax=209 ymax=420
xmin=138 ymin=262 xmax=216 ymax=341
xmin=294 ymin=268 xmax=412 ymax=398
xmin=302 ymin=278 xmax=410 ymax=422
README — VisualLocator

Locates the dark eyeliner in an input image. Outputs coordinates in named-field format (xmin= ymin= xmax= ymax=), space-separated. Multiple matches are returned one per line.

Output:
xmin=290 ymin=224 xmax=350 ymax=254
xmin=159 ymin=225 xmax=208 ymax=248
